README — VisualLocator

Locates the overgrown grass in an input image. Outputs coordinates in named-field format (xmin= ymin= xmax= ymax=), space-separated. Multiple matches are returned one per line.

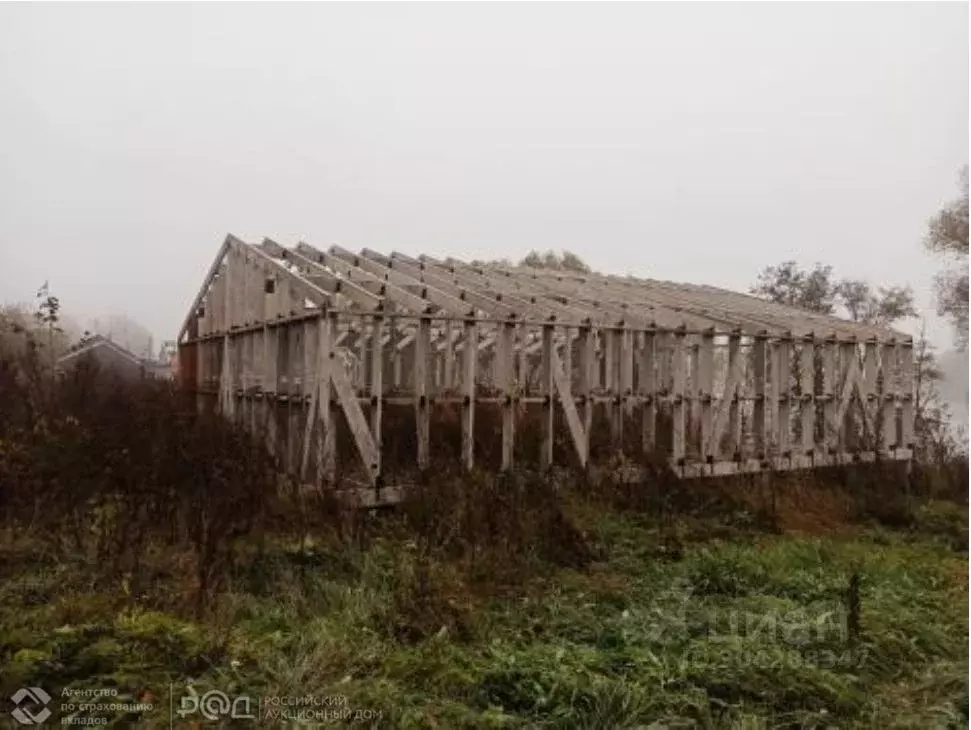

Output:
xmin=0 ymin=490 xmax=966 ymax=729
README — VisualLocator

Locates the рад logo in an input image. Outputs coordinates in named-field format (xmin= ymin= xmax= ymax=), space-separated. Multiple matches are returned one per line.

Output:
xmin=177 ymin=690 xmax=255 ymax=721
xmin=11 ymin=687 xmax=52 ymax=725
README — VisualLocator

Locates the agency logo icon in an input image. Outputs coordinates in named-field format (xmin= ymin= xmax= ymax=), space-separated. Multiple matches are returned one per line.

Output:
xmin=10 ymin=687 xmax=52 ymax=725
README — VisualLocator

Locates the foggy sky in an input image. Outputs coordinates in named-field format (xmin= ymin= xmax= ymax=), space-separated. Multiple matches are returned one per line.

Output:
xmin=1 ymin=2 xmax=967 ymax=349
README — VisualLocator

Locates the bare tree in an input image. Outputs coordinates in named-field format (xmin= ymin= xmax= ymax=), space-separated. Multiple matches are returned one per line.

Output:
xmin=924 ymin=165 xmax=969 ymax=350
xmin=912 ymin=322 xmax=966 ymax=462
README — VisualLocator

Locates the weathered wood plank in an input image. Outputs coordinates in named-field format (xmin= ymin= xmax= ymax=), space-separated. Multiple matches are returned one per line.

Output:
xmin=899 ymin=342 xmax=915 ymax=449
xmin=671 ymin=328 xmax=686 ymax=460
xmin=415 ymin=316 xmax=431 ymax=469
xmin=707 ymin=332 xmax=743 ymax=457
xmin=540 ymin=323 xmax=555 ymax=470
xmin=880 ymin=342 xmax=898 ymax=450
xmin=699 ymin=330 xmax=714 ymax=460
xmin=799 ymin=336 xmax=815 ymax=455
xmin=500 ymin=321 xmax=516 ymax=470
xmin=461 ymin=319 xmax=477 ymax=470
xmin=640 ymin=329 xmax=657 ymax=454
xmin=753 ymin=333 xmax=768 ymax=457
xmin=370 ymin=315 xmax=384 ymax=478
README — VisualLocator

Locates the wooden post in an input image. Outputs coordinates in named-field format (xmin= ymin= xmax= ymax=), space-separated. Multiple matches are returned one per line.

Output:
xmin=196 ymin=306 xmax=207 ymax=414
xmin=728 ymin=333 xmax=742 ymax=458
xmin=899 ymin=341 xmax=915 ymax=450
xmin=238 ymin=257 xmax=251 ymax=428
xmin=289 ymin=325 xmax=302 ymax=474
xmin=880 ymin=341 xmax=898 ymax=452
xmin=359 ymin=318 xmax=370 ymax=392
xmin=370 ymin=314 xmax=384 ymax=479
xmin=221 ymin=250 xmax=235 ymax=419
xmin=641 ymin=329 xmax=657 ymax=454
xmin=821 ymin=337 xmax=838 ymax=453
xmin=298 ymin=318 xmax=317 ymax=479
xmin=262 ymin=324 xmax=278 ymax=458
xmin=579 ymin=324 xmax=595 ymax=466
xmin=415 ymin=315 xmax=431 ymax=470
xmin=500 ymin=321 xmax=516 ymax=471
xmin=671 ymin=327 xmax=686 ymax=462
xmin=287 ymin=326 xmax=300 ymax=475
xmin=390 ymin=316 xmax=402 ymax=388
xmin=657 ymin=330 xmax=672 ymax=452
xmin=861 ymin=339 xmax=878 ymax=449
xmin=838 ymin=339 xmax=857 ymax=452
xmin=281 ymin=327 xmax=293 ymax=470
xmin=799 ymin=336 xmax=815 ymax=456
xmin=689 ymin=339 xmax=700 ymax=454
xmin=262 ymin=272 xmax=278 ymax=456
xmin=608 ymin=326 xmax=622 ymax=449
xmin=516 ymin=323 xmax=527 ymax=389
xmin=251 ymin=261 xmax=266 ymax=438
xmin=775 ymin=336 xmax=792 ymax=457
xmin=620 ymin=326 xmax=634 ymax=446
xmin=699 ymin=329 xmax=714 ymax=462
xmin=461 ymin=319 xmax=477 ymax=470
xmin=318 ymin=312 xmax=336 ymax=485
xmin=443 ymin=319 xmax=455 ymax=391
xmin=540 ymin=322 xmax=555 ymax=470
xmin=752 ymin=332 xmax=768 ymax=458
xmin=562 ymin=326 xmax=573 ymax=391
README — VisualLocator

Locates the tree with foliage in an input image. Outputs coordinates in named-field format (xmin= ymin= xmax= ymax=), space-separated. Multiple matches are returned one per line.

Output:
xmin=751 ymin=261 xmax=838 ymax=314
xmin=519 ymin=249 xmax=592 ymax=274
xmin=833 ymin=280 xmax=917 ymax=326
xmin=751 ymin=261 xmax=916 ymax=326
xmin=924 ymin=165 xmax=969 ymax=350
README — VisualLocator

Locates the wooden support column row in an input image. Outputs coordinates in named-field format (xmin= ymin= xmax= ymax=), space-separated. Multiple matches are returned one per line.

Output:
xmin=188 ymin=296 xmax=915 ymax=487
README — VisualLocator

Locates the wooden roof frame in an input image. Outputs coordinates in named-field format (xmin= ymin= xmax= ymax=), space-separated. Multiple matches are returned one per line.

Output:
xmin=179 ymin=235 xmax=909 ymax=345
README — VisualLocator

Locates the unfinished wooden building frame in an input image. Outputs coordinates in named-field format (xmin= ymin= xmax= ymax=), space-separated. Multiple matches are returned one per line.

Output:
xmin=177 ymin=235 xmax=915 ymax=494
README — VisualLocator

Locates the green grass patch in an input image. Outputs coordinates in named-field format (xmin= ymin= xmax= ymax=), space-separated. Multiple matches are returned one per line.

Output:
xmin=0 ymin=499 xmax=966 ymax=729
